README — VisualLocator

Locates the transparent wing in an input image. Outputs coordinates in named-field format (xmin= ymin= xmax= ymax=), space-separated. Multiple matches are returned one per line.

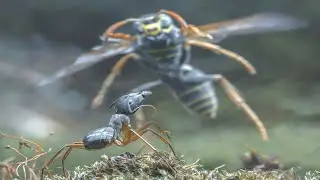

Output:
xmin=37 ymin=41 xmax=134 ymax=87
xmin=196 ymin=13 xmax=308 ymax=43
xmin=0 ymin=61 xmax=45 ymax=86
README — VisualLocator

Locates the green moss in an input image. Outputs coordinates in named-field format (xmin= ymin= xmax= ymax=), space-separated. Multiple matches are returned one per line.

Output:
xmin=43 ymin=151 xmax=320 ymax=180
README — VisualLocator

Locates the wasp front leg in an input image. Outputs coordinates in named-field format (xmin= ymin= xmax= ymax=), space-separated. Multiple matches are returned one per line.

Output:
xmin=101 ymin=18 xmax=139 ymax=41
xmin=91 ymin=53 xmax=141 ymax=109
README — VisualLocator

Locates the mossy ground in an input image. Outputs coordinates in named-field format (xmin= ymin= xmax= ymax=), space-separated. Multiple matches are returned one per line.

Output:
xmin=44 ymin=151 xmax=320 ymax=180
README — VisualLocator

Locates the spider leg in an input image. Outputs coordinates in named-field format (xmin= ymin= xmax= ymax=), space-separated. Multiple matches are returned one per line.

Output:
xmin=134 ymin=121 xmax=172 ymax=142
xmin=41 ymin=142 xmax=85 ymax=180
xmin=61 ymin=142 xmax=84 ymax=177
xmin=122 ymin=124 xmax=176 ymax=157
xmin=126 ymin=129 xmax=177 ymax=172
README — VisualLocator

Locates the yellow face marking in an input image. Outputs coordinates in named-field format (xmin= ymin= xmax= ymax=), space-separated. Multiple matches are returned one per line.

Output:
xmin=142 ymin=21 xmax=162 ymax=36
xmin=141 ymin=16 xmax=173 ymax=36
xmin=162 ymin=25 xmax=173 ymax=33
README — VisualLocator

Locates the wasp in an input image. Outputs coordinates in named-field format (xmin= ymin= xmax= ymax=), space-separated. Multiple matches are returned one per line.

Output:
xmin=37 ymin=10 xmax=306 ymax=140
xmin=40 ymin=90 xmax=176 ymax=179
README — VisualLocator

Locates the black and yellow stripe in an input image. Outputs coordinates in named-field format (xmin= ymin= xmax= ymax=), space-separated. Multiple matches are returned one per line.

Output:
xmin=145 ymin=45 xmax=181 ymax=61
xmin=174 ymin=81 xmax=218 ymax=119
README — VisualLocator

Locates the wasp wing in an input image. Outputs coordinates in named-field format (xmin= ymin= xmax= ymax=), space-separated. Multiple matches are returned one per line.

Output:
xmin=196 ymin=13 xmax=308 ymax=43
xmin=37 ymin=41 xmax=134 ymax=87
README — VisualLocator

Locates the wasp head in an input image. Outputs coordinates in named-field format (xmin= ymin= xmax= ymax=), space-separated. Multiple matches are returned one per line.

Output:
xmin=133 ymin=13 xmax=174 ymax=37
xmin=109 ymin=91 xmax=152 ymax=115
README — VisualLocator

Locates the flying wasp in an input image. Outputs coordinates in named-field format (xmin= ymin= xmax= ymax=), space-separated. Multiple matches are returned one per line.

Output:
xmin=37 ymin=9 xmax=307 ymax=88
xmin=37 ymin=10 xmax=307 ymax=140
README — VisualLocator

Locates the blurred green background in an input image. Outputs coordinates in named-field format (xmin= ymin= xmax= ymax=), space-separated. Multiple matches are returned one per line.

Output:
xmin=0 ymin=0 xmax=319 ymax=175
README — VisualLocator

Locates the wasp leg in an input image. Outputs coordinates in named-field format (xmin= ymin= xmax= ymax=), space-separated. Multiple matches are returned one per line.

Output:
xmin=41 ymin=142 xmax=85 ymax=180
xmin=186 ymin=39 xmax=256 ymax=75
xmin=101 ymin=19 xmax=137 ymax=41
xmin=209 ymin=74 xmax=268 ymax=141
xmin=91 ymin=53 xmax=140 ymax=109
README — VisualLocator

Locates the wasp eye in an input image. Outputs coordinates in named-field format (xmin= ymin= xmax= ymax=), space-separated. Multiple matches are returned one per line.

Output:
xmin=159 ymin=14 xmax=173 ymax=28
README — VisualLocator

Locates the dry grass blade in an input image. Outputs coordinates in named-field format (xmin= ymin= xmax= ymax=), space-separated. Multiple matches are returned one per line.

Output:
xmin=0 ymin=132 xmax=51 ymax=180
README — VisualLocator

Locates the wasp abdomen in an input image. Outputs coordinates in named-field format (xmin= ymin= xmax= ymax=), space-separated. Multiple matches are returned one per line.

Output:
xmin=82 ymin=127 xmax=115 ymax=150
xmin=164 ymin=78 xmax=218 ymax=119
xmin=178 ymin=82 xmax=218 ymax=119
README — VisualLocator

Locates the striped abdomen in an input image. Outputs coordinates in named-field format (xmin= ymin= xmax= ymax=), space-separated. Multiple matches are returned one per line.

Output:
xmin=168 ymin=81 xmax=219 ymax=119
xmin=140 ymin=41 xmax=183 ymax=63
